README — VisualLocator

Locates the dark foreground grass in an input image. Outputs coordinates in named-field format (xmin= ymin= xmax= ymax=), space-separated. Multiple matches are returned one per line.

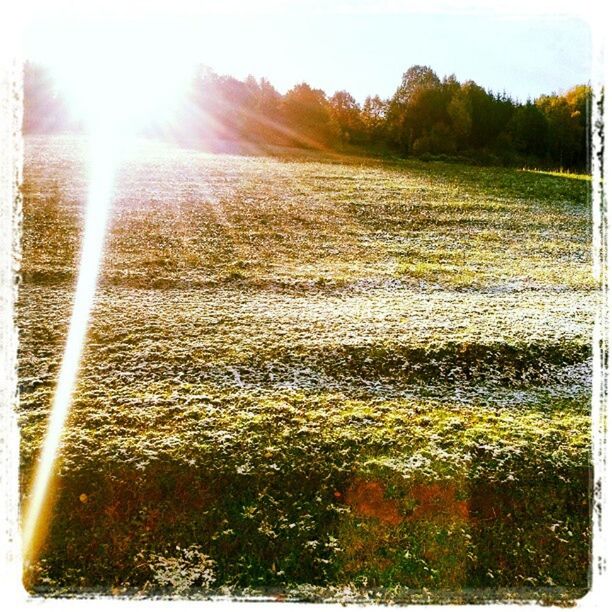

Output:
xmin=18 ymin=136 xmax=595 ymax=602
xmin=22 ymin=389 xmax=590 ymax=599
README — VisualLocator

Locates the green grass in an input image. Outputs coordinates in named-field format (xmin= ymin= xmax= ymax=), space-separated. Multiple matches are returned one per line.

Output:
xmin=18 ymin=135 xmax=595 ymax=602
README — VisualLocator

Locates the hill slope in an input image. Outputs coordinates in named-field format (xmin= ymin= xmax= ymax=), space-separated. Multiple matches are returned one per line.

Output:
xmin=18 ymin=136 xmax=595 ymax=602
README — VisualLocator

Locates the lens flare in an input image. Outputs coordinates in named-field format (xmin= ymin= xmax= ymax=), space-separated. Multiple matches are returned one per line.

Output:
xmin=21 ymin=28 xmax=195 ymax=583
xmin=21 ymin=128 xmax=117 ymax=575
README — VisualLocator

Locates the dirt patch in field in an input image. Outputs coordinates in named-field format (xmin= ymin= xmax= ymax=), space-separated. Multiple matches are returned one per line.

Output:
xmin=345 ymin=479 xmax=469 ymax=525
xmin=345 ymin=479 xmax=402 ymax=525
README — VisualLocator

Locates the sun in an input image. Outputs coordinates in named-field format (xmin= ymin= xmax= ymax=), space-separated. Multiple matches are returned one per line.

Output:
xmin=42 ymin=25 xmax=196 ymax=133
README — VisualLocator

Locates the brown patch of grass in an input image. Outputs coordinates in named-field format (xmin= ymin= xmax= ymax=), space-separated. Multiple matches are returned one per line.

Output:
xmin=407 ymin=482 xmax=469 ymax=523
xmin=345 ymin=479 xmax=402 ymax=526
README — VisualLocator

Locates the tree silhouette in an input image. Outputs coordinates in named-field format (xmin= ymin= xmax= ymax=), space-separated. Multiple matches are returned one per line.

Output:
xmin=22 ymin=62 xmax=591 ymax=170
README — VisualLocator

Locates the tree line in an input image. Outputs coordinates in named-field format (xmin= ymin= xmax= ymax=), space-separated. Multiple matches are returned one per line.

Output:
xmin=24 ymin=62 xmax=591 ymax=170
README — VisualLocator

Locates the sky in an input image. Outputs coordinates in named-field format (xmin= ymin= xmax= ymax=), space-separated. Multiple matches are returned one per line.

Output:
xmin=23 ymin=1 xmax=593 ymax=104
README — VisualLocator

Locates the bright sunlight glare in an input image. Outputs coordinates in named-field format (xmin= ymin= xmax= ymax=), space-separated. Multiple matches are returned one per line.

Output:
xmin=22 ymin=129 xmax=117 ymax=575
xmin=22 ymin=30 xmax=196 ymax=578
xmin=45 ymin=27 xmax=196 ymax=131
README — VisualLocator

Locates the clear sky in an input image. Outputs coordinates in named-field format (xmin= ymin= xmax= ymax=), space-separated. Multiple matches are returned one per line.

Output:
xmin=24 ymin=2 xmax=592 ymax=104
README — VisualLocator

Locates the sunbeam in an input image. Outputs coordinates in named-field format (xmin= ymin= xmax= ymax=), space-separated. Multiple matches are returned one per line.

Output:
xmin=21 ymin=128 xmax=118 ymax=576
xmin=20 ymin=32 xmax=195 ymax=580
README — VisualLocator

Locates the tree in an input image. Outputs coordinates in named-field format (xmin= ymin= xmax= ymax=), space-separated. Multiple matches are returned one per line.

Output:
xmin=447 ymin=88 xmax=472 ymax=149
xmin=536 ymin=86 xmax=591 ymax=169
xmin=245 ymin=77 xmax=285 ymax=145
xmin=281 ymin=83 xmax=335 ymax=148
xmin=507 ymin=102 xmax=548 ymax=158
xmin=387 ymin=65 xmax=443 ymax=153
xmin=362 ymin=95 xmax=388 ymax=144
xmin=392 ymin=65 xmax=441 ymax=106
xmin=23 ymin=62 xmax=76 ymax=133
xmin=461 ymin=81 xmax=513 ymax=149
xmin=329 ymin=90 xmax=365 ymax=145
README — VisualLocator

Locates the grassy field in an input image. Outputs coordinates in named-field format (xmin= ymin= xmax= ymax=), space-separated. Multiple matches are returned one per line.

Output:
xmin=18 ymin=135 xmax=595 ymax=602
